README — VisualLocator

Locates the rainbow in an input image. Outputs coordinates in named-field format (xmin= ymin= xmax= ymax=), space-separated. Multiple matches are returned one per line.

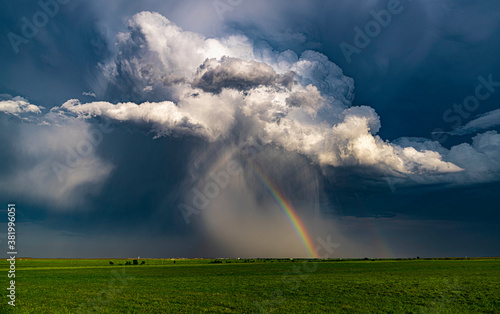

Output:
xmin=252 ymin=166 xmax=319 ymax=258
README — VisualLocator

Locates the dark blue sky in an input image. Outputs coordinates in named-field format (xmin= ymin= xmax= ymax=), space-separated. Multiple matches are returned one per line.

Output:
xmin=1 ymin=0 xmax=499 ymax=258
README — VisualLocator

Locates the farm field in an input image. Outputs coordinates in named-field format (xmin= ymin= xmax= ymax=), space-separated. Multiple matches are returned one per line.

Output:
xmin=1 ymin=258 xmax=499 ymax=313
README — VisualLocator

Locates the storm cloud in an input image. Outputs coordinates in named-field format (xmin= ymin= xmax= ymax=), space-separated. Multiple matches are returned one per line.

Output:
xmin=1 ymin=1 xmax=500 ymax=259
xmin=45 ymin=12 xmax=498 ymax=185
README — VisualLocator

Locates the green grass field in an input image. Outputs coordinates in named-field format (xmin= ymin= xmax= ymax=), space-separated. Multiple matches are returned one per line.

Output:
xmin=1 ymin=258 xmax=499 ymax=313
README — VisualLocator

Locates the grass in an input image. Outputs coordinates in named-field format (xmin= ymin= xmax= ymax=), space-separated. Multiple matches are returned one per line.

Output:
xmin=1 ymin=258 xmax=499 ymax=313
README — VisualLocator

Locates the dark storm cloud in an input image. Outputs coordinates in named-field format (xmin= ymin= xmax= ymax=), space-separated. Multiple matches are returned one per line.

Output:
xmin=192 ymin=57 xmax=295 ymax=94
xmin=0 ymin=0 xmax=111 ymax=107
xmin=0 ymin=0 xmax=499 ymax=258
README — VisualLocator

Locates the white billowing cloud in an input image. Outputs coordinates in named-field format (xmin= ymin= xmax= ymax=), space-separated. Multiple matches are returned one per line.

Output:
xmin=264 ymin=105 xmax=462 ymax=175
xmin=122 ymin=11 xmax=254 ymax=78
xmin=56 ymin=97 xmax=237 ymax=141
xmin=58 ymin=12 xmax=474 ymax=180
xmin=0 ymin=95 xmax=43 ymax=116
xmin=451 ymin=109 xmax=500 ymax=135
xmin=392 ymin=132 xmax=500 ymax=184
xmin=447 ymin=131 xmax=500 ymax=178
xmin=102 ymin=11 xmax=255 ymax=101
xmin=290 ymin=50 xmax=355 ymax=105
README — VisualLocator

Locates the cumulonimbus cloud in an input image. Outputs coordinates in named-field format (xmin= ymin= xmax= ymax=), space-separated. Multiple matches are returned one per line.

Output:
xmin=4 ymin=11 xmax=500 ymax=190
xmin=62 ymin=12 xmax=465 ymax=178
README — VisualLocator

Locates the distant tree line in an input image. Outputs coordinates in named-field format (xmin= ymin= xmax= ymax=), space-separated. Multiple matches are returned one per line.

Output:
xmin=109 ymin=260 xmax=145 ymax=266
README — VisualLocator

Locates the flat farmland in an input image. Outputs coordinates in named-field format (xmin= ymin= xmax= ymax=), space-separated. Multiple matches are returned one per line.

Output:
xmin=1 ymin=258 xmax=499 ymax=313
